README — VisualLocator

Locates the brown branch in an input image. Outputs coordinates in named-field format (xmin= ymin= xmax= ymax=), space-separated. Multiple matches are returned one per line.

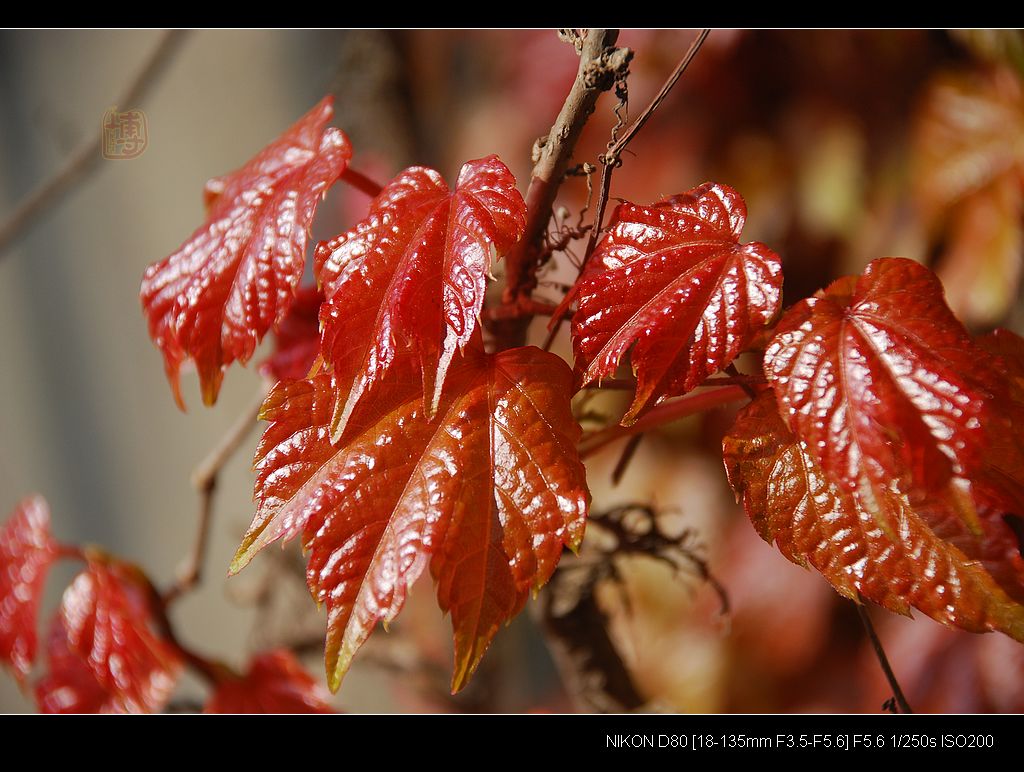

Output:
xmin=543 ymin=29 xmax=711 ymax=351
xmin=163 ymin=384 xmax=267 ymax=605
xmin=578 ymin=385 xmax=747 ymax=459
xmin=856 ymin=598 xmax=913 ymax=714
xmin=140 ymin=570 xmax=232 ymax=686
xmin=490 ymin=29 xmax=632 ymax=350
xmin=539 ymin=503 xmax=729 ymax=712
xmin=0 ymin=30 xmax=188 ymax=260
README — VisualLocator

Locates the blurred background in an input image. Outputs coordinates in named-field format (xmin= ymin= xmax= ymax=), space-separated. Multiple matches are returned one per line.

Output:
xmin=1 ymin=29 xmax=1022 ymax=713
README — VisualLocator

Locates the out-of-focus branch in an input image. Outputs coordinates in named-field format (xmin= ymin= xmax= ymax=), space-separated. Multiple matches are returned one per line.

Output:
xmin=0 ymin=30 xmax=188 ymax=259
xmin=539 ymin=503 xmax=728 ymax=712
xmin=163 ymin=384 xmax=267 ymax=605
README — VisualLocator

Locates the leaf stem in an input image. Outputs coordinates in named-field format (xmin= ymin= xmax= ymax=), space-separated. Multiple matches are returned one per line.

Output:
xmin=340 ymin=166 xmax=385 ymax=198
xmin=855 ymin=598 xmax=914 ymax=714
xmin=578 ymin=385 xmax=746 ymax=459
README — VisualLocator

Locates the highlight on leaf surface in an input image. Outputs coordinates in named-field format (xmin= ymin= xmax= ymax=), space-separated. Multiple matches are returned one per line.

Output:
xmin=35 ymin=616 xmax=126 ymax=714
xmin=763 ymin=257 xmax=1005 ymax=517
xmin=35 ymin=562 xmax=182 ymax=714
xmin=723 ymin=390 xmax=1024 ymax=643
xmin=0 ymin=495 xmax=57 ymax=683
xmin=230 ymin=344 xmax=588 ymax=693
xmin=314 ymin=156 xmax=527 ymax=442
xmin=204 ymin=650 xmax=334 ymax=714
xmin=570 ymin=182 xmax=782 ymax=426
xmin=140 ymin=96 xmax=351 ymax=409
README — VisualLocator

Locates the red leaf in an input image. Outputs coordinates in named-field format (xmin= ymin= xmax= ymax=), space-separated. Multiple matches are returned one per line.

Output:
xmin=259 ymin=285 xmax=324 ymax=382
xmin=204 ymin=650 xmax=334 ymax=713
xmin=36 ymin=563 xmax=182 ymax=713
xmin=35 ymin=616 xmax=123 ymax=714
xmin=0 ymin=495 xmax=57 ymax=682
xmin=141 ymin=96 xmax=351 ymax=408
xmin=764 ymin=257 xmax=1000 ymax=515
xmin=571 ymin=183 xmax=782 ymax=425
xmin=314 ymin=156 xmax=526 ymax=441
xmin=723 ymin=390 xmax=1024 ymax=641
xmin=230 ymin=345 xmax=587 ymax=693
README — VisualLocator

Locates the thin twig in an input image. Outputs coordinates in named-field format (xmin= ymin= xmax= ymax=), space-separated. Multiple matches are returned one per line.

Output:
xmin=855 ymin=598 xmax=913 ymax=714
xmin=490 ymin=29 xmax=632 ymax=350
xmin=163 ymin=385 xmax=268 ymax=605
xmin=604 ymin=29 xmax=711 ymax=162
xmin=724 ymin=363 xmax=761 ymax=398
xmin=543 ymin=29 xmax=711 ymax=351
xmin=0 ymin=30 xmax=188 ymax=259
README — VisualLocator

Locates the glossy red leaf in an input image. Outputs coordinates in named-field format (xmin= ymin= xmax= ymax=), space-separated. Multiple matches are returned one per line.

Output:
xmin=314 ymin=156 xmax=526 ymax=441
xmin=723 ymin=390 xmax=1024 ymax=641
xmin=35 ymin=616 xmax=125 ymax=714
xmin=39 ymin=563 xmax=182 ymax=713
xmin=764 ymin=257 xmax=1002 ymax=515
xmin=259 ymin=285 xmax=324 ymax=382
xmin=230 ymin=345 xmax=587 ymax=693
xmin=141 ymin=96 xmax=351 ymax=408
xmin=571 ymin=183 xmax=782 ymax=425
xmin=0 ymin=495 xmax=57 ymax=682
xmin=33 ymin=613 xmax=167 ymax=715
xmin=204 ymin=650 xmax=334 ymax=713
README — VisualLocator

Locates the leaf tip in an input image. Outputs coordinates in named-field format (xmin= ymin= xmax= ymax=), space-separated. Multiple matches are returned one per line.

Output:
xmin=227 ymin=546 xmax=253 ymax=578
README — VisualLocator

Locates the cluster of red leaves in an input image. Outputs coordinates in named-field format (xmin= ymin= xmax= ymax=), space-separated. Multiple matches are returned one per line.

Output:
xmin=0 ymin=497 xmax=332 ymax=713
xmin=139 ymin=97 xmax=593 ymax=694
xmin=134 ymin=92 xmax=1024 ymax=702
